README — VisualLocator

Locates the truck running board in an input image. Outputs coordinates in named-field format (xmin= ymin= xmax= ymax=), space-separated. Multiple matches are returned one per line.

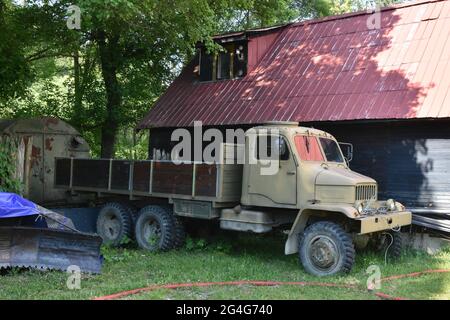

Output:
xmin=0 ymin=227 xmax=102 ymax=274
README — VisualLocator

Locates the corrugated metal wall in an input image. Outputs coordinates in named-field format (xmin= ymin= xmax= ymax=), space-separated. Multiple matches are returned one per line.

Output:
xmin=316 ymin=119 xmax=450 ymax=211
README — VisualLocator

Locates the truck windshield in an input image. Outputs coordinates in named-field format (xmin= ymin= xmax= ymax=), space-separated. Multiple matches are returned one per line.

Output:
xmin=319 ymin=138 xmax=344 ymax=163
xmin=294 ymin=136 xmax=325 ymax=161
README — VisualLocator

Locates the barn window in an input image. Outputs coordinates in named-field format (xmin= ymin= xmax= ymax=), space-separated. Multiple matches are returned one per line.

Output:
xmin=198 ymin=41 xmax=247 ymax=82
xmin=217 ymin=51 xmax=231 ymax=80
xmin=199 ymin=49 xmax=214 ymax=82
xmin=233 ymin=43 xmax=247 ymax=78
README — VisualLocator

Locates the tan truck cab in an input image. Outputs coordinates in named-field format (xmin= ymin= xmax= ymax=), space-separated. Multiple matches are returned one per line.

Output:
xmin=222 ymin=122 xmax=412 ymax=275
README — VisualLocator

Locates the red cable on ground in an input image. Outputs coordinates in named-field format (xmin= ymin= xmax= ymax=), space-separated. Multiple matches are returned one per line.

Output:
xmin=93 ymin=269 xmax=450 ymax=301
xmin=93 ymin=280 xmax=358 ymax=301
xmin=372 ymin=269 xmax=450 ymax=300
xmin=373 ymin=292 xmax=407 ymax=300
xmin=380 ymin=269 xmax=450 ymax=282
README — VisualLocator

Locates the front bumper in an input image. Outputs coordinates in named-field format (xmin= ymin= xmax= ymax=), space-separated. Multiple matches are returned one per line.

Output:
xmin=356 ymin=211 xmax=412 ymax=234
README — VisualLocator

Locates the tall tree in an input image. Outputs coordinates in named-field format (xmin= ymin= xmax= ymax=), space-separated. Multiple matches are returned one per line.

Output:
xmin=294 ymin=0 xmax=404 ymax=18
xmin=63 ymin=0 xmax=305 ymax=157
xmin=2 ymin=0 xmax=406 ymax=158
xmin=0 ymin=0 xmax=30 ymax=102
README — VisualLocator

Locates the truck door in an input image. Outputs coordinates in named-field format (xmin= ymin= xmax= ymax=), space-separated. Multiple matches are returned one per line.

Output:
xmin=248 ymin=135 xmax=297 ymax=206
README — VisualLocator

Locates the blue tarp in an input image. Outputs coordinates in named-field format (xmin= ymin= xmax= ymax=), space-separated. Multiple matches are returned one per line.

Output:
xmin=0 ymin=193 xmax=40 ymax=218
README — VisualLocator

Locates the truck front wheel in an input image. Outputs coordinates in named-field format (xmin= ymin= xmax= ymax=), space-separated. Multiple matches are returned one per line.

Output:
xmin=299 ymin=221 xmax=355 ymax=276
xmin=135 ymin=206 xmax=176 ymax=252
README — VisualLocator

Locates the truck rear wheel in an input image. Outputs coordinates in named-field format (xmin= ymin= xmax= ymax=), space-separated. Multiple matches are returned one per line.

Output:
xmin=172 ymin=216 xmax=186 ymax=249
xmin=119 ymin=202 xmax=138 ymax=239
xmin=135 ymin=205 xmax=176 ymax=252
xmin=298 ymin=221 xmax=355 ymax=276
xmin=96 ymin=202 xmax=132 ymax=246
xmin=160 ymin=205 xmax=186 ymax=248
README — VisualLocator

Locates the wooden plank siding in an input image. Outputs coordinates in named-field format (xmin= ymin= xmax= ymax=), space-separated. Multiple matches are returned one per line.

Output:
xmin=72 ymin=159 xmax=109 ymax=189
xmin=195 ymin=164 xmax=217 ymax=197
xmin=111 ymin=160 xmax=132 ymax=191
xmin=132 ymin=161 xmax=151 ymax=192
xmin=152 ymin=162 xmax=194 ymax=195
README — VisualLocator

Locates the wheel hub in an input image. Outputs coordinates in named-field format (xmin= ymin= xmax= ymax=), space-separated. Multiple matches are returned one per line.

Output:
xmin=104 ymin=215 xmax=121 ymax=239
xmin=143 ymin=219 xmax=161 ymax=246
xmin=309 ymin=236 xmax=338 ymax=269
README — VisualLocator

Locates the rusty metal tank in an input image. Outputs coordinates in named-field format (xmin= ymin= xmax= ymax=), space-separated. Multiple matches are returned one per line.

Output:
xmin=0 ymin=117 xmax=90 ymax=205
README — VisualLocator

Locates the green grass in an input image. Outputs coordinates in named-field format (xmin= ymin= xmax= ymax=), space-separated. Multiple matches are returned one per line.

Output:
xmin=0 ymin=232 xmax=449 ymax=300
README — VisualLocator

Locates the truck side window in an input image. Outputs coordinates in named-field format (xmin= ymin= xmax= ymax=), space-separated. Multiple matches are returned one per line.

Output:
xmin=294 ymin=136 xmax=325 ymax=161
xmin=257 ymin=136 xmax=289 ymax=161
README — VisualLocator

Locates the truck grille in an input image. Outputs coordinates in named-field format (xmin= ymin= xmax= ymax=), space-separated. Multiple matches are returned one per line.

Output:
xmin=356 ymin=184 xmax=377 ymax=201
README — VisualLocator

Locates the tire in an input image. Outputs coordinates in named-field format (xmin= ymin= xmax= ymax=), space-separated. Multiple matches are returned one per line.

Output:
xmin=135 ymin=205 xmax=176 ymax=252
xmin=371 ymin=231 xmax=402 ymax=259
xmin=96 ymin=202 xmax=132 ymax=246
xmin=172 ymin=215 xmax=186 ymax=249
xmin=159 ymin=205 xmax=185 ymax=248
xmin=298 ymin=221 xmax=355 ymax=276
xmin=123 ymin=203 xmax=139 ymax=223
xmin=120 ymin=202 xmax=139 ymax=239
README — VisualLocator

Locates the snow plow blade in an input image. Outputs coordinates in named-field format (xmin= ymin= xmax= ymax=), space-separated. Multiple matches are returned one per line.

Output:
xmin=0 ymin=227 xmax=102 ymax=274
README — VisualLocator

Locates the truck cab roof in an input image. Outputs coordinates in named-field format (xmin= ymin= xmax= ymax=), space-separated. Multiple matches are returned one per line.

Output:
xmin=251 ymin=122 xmax=335 ymax=140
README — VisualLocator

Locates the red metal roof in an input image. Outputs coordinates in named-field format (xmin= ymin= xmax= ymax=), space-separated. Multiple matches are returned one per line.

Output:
xmin=138 ymin=0 xmax=450 ymax=129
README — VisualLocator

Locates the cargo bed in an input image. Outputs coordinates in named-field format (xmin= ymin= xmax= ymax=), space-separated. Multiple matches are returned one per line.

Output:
xmin=54 ymin=144 xmax=243 ymax=206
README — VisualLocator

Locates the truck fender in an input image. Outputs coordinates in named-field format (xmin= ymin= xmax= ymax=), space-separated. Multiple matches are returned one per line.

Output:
xmin=284 ymin=204 xmax=358 ymax=255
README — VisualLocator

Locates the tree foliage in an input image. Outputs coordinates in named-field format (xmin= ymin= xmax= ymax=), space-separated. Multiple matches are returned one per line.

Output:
xmin=0 ymin=0 xmax=407 ymax=158
xmin=0 ymin=0 xmax=31 ymax=102
xmin=0 ymin=137 xmax=22 ymax=194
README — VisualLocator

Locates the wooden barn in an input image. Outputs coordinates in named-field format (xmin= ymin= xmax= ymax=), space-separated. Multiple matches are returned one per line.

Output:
xmin=137 ymin=0 xmax=450 ymax=233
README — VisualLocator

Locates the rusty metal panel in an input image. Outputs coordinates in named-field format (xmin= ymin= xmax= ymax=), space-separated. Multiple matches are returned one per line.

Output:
xmin=43 ymin=134 xmax=78 ymax=203
xmin=194 ymin=164 xmax=218 ymax=197
xmin=1 ymin=117 xmax=91 ymax=205
xmin=132 ymin=161 xmax=151 ymax=192
xmin=29 ymin=134 xmax=44 ymax=203
xmin=152 ymin=162 xmax=193 ymax=195
xmin=72 ymin=159 xmax=109 ymax=189
xmin=110 ymin=160 xmax=131 ymax=191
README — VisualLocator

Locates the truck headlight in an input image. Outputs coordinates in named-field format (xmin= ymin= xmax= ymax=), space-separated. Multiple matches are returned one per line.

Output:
xmin=356 ymin=203 xmax=364 ymax=214
xmin=386 ymin=199 xmax=396 ymax=211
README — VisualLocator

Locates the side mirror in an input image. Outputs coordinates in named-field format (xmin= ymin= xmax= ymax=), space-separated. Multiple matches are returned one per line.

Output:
xmin=339 ymin=142 xmax=353 ymax=163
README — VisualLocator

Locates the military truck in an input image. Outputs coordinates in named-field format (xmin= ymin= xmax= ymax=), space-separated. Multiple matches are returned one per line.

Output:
xmin=55 ymin=122 xmax=412 ymax=276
